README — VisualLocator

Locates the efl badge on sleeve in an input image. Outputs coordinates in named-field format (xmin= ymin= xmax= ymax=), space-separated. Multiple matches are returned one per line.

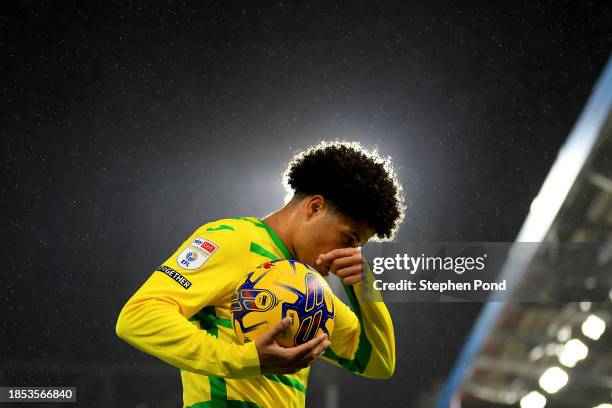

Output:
xmin=176 ymin=237 xmax=219 ymax=270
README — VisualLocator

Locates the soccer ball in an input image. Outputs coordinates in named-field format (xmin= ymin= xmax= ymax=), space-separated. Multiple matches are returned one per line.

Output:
xmin=231 ymin=259 xmax=335 ymax=347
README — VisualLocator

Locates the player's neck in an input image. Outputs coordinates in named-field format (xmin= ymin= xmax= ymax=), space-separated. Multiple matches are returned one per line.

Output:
xmin=261 ymin=207 xmax=297 ymax=259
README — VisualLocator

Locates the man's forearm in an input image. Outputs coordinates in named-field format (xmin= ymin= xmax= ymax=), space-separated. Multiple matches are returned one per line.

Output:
xmin=349 ymin=281 xmax=396 ymax=379
xmin=116 ymin=297 xmax=261 ymax=379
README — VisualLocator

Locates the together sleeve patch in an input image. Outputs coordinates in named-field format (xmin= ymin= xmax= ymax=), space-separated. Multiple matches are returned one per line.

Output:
xmin=157 ymin=265 xmax=192 ymax=289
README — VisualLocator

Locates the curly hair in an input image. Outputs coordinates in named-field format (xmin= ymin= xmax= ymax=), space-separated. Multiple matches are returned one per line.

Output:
xmin=282 ymin=140 xmax=406 ymax=241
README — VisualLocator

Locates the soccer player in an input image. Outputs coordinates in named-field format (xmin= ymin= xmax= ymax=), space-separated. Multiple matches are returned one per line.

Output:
xmin=116 ymin=140 xmax=405 ymax=408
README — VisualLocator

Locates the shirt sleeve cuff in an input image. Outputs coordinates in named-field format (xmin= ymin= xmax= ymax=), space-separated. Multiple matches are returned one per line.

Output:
xmin=351 ymin=280 xmax=382 ymax=303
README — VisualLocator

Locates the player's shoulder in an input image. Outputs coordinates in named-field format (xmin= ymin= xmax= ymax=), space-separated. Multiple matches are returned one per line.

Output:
xmin=197 ymin=216 xmax=260 ymax=234
xmin=172 ymin=218 xmax=254 ymax=271
xmin=191 ymin=216 xmax=263 ymax=246
xmin=180 ymin=217 xmax=258 ymax=263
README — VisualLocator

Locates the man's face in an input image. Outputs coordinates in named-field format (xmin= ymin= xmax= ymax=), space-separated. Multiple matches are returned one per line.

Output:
xmin=292 ymin=197 xmax=374 ymax=276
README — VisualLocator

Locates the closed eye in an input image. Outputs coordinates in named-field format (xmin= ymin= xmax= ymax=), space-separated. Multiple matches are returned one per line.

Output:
xmin=344 ymin=235 xmax=358 ymax=248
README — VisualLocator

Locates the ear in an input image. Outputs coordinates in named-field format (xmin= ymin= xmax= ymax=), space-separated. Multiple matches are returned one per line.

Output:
xmin=304 ymin=195 xmax=325 ymax=218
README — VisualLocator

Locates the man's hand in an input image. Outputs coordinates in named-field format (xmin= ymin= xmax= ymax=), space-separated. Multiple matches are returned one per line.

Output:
xmin=316 ymin=247 xmax=363 ymax=285
xmin=255 ymin=317 xmax=331 ymax=375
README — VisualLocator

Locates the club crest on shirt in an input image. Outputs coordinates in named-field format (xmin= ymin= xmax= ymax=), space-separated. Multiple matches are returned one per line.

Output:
xmin=177 ymin=237 xmax=219 ymax=270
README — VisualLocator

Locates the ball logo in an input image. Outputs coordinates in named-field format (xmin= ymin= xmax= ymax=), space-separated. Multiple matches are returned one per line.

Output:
xmin=231 ymin=284 xmax=277 ymax=314
xmin=255 ymin=292 xmax=271 ymax=309
xmin=186 ymin=251 xmax=198 ymax=262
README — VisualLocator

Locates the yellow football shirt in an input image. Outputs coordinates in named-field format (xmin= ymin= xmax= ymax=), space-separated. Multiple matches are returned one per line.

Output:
xmin=116 ymin=216 xmax=395 ymax=408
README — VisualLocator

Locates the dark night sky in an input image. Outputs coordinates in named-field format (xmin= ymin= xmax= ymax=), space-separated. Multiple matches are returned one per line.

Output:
xmin=2 ymin=1 xmax=611 ymax=407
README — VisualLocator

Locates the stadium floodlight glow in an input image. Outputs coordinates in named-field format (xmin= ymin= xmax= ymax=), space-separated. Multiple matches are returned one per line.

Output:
xmin=558 ymin=339 xmax=589 ymax=367
xmin=580 ymin=301 xmax=592 ymax=312
xmin=545 ymin=342 xmax=558 ymax=356
xmin=556 ymin=325 xmax=571 ymax=342
xmin=520 ymin=391 xmax=547 ymax=408
xmin=539 ymin=367 xmax=569 ymax=394
xmin=529 ymin=345 xmax=544 ymax=361
xmin=582 ymin=314 xmax=606 ymax=340
xmin=505 ymin=391 xmax=519 ymax=405
xmin=593 ymin=404 xmax=612 ymax=408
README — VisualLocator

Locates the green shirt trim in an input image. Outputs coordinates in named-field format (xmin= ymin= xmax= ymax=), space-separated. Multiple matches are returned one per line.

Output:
xmin=322 ymin=284 xmax=373 ymax=374
xmin=235 ymin=217 xmax=295 ymax=259
xmin=256 ymin=218 xmax=294 ymax=259
xmin=264 ymin=374 xmax=306 ymax=394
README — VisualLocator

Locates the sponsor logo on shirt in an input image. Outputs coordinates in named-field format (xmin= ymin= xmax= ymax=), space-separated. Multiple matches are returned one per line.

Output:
xmin=177 ymin=237 xmax=219 ymax=270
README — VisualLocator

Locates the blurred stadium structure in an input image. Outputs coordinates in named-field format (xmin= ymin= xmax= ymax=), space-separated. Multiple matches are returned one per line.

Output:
xmin=438 ymin=55 xmax=612 ymax=408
